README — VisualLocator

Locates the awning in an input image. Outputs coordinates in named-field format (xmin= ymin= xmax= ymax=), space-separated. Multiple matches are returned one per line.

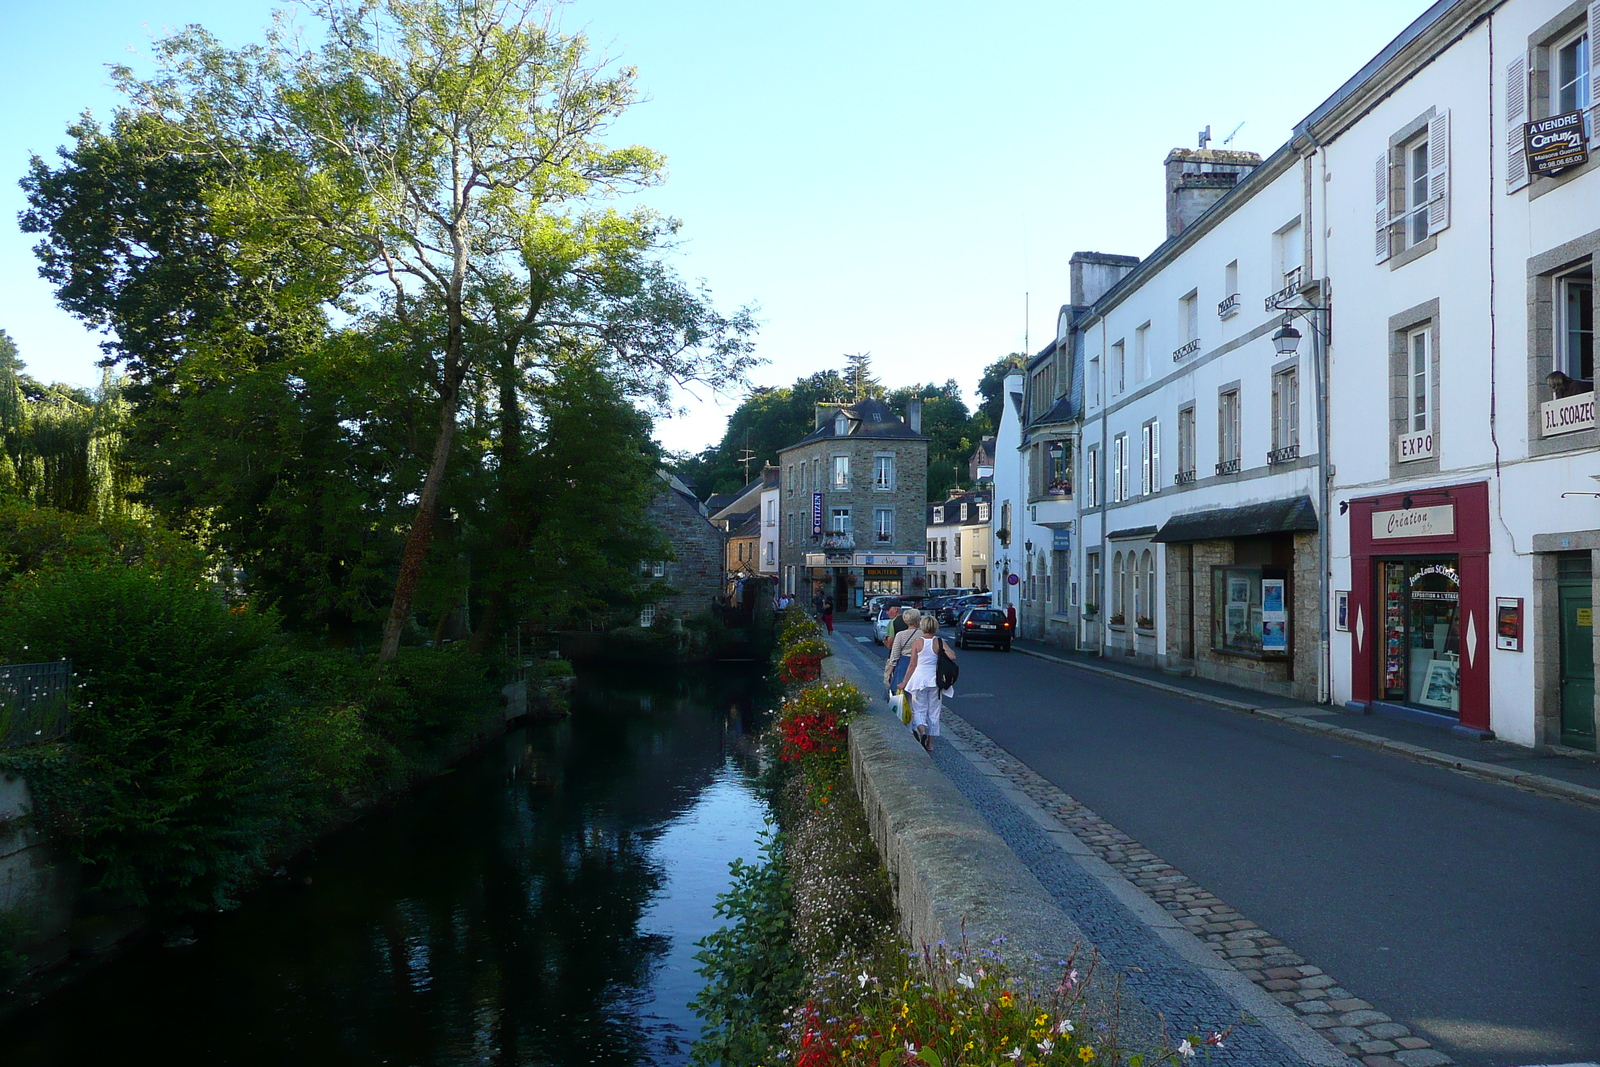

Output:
xmin=1106 ymin=525 xmax=1158 ymax=542
xmin=1153 ymin=495 xmax=1319 ymax=543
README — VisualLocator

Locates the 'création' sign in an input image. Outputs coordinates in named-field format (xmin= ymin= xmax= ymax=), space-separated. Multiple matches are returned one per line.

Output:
xmin=1371 ymin=504 xmax=1455 ymax=541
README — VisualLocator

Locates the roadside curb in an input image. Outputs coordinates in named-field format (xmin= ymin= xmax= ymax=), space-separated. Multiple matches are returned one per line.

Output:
xmin=1013 ymin=645 xmax=1600 ymax=813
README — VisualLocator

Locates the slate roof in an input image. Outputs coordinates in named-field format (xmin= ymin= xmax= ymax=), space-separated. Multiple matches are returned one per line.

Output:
xmin=727 ymin=510 xmax=761 ymax=539
xmin=1152 ymin=495 xmax=1319 ymax=543
xmin=927 ymin=490 xmax=993 ymax=528
xmin=781 ymin=396 xmax=927 ymax=450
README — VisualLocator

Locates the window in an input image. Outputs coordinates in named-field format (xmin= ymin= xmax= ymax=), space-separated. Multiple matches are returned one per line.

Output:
xmin=932 ymin=505 xmax=945 ymax=523
xmin=764 ymin=540 xmax=774 ymax=564
xmin=765 ymin=499 xmax=776 ymax=526
xmin=1224 ymin=260 xmax=1239 ymax=300
xmin=1139 ymin=550 xmax=1156 ymax=628
xmin=1558 ymin=266 xmax=1595 ymax=381
xmin=1112 ymin=434 xmax=1128 ymax=502
xmin=978 ymin=502 xmax=991 ymax=522
xmin=960 ymin=503 xmax=969 ymax=522
xmin=1086 ymin=552 xmax=1101 ymax=616
xmin=1113 ymin=340 xmax=1126 ymax=394
xmin=651 ymin=560 xmax=667 ymax=578
xmin=1181 ymin=292 xmax=1198 ymax=343
xmin=1089 ymin=355 xmax=1101 ymax=407
xmin=1404 ymin=136 xmax=1430 ymax=248
xmin=1177 ymin=406 xmax=1196 ymax=482
xmin=1140 ymin=421 xmax=1160 ymax=495
xmin=1210 ymin=566 xmax=1289 ymax=657
xmin=875 ymin=455 xmax=895 ymax=490
xmin=1218 ymin=389 xmax=1241 ymax=471
xmin=874 ymin=507 xmax=893 ymax=543
xmin=833 ymin=455 xmax=850 ymax=488
xmin=1272 ymin=366 xmax=1300 ymax=451
xmin=1112 ymin=553 xmax=1126 ymax=621
xmin=830 ymin=508 xmax=851 ymax=535
xmin=1275 ymin=219 xmax=1304 ymax=284
xmin=1379 ymin=110 xmax=1449 ymax=260
xmin=639 ymin=603 xmax=657 ymax=627
xmin=834 ymin=414 xmax=849 ymax=436
xmin=1407 ymin=327 xmax=1431 ymax=433
xmin=1085 ymin=448 xmax=1099 ymax=507
xmin=1555 ymin=26 xmax=1592 ymax=119
xmin=954 ymin=532 xmax=962 ymax=557
xmin=1134 ymin=323 xmax=1150 ymax=381
xmin=940 ymin=538 xmax=949 ymax=562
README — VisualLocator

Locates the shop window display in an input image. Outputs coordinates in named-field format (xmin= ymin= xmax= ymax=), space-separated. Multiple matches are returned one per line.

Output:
xmin=1380 ymin=558 xmax=1461 ymax=714
xmin=1210 ymin=566 xmax=1290 ymax=657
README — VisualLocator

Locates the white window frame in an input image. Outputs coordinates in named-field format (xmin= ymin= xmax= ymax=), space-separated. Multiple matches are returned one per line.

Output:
xmin=1140 ymin=420 xmax=1160 ymax=495
xmin=1557 ymin=265 xmax=1595 ymax=381
xmin=874 ymin=507 xmax=893 ymax=543
xmin=833 ymin=454 xmax=850 ymax=488
xmin=834 ymin=414 xmax=849 ymax=436
xmin=639 ymin=603 xmax=657 ymax=627
xmin=1089 ymin=355 xmax=1102 ymax=407
xmin=932 ymin=505 xmax=945 ymax=524
xmin=874 ymin=454 xmax=895 ymax=490
xmin=1272 ymin=367 xmax=1301 ymax=450
xmin=1401 ymin=134 xmax=1431 ymax=249
xmin=1219 ymin=389 xmax=1241 ymax=467
xmin=1085 ymin=448 xmax=1099 ymax=507
xmin=1134 ymin=324 xmax=1150 ymax=381
xmin=978 ymin=502 xmax=991 ymax=522
xmin=1553 ymin=24 xmax=1592 ymax=119
xmin=1407 ymin=327 xmax=1432 ymax=433
xmin=1181 ymin=291 xmax=1198 ymax=343
xmin=1177 ymin=406 xmax=1196 ymax=480
xmin=1113 ymin=340 xmax=1126 ymax=394
xmin=1113 ymin=433 xmax=1129 ymax=502
xmin=830 ymin=507 xmax=852 ymax=535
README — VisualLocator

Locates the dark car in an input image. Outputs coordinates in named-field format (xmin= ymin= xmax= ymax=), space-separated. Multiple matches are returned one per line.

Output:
xmin=954 ymin=606 xmax=1012 ymax=650
xmin=938 ymin=594 xmax=992 ymax=625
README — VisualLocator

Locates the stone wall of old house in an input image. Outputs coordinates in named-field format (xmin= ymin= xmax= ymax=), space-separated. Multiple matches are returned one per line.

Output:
xmin=779 ymin=436 xmax=928 ymax=589
xmin=647 ymin=489 xmax=725 ymax=619
xmin=1162 ymin=533 xmax=1320 ymax=701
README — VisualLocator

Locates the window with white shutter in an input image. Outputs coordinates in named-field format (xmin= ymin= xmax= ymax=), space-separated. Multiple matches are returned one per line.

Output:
xmin=1375 ymin=150 xmax=1392 ymax=263
xmin=1427 ymin=109 xmax=1451 ymax=236
xmin=1508 ymin=53 xmax=1530 ymax=192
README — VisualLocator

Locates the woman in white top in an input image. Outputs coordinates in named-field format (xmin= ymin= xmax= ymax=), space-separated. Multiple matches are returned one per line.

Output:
xmin=903 ymin=614 xmax=956 ymax=752
xmin=883 ymin=608 xmax=922 ymax=697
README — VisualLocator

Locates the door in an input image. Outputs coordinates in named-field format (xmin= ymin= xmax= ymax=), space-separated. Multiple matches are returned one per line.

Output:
xmin=1558 ymin=554 xmax=1595 ymax=750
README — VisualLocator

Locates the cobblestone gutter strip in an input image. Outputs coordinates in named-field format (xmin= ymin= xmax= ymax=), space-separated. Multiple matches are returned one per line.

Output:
xmin=1013 ymin=645 xmax=1600 ymax=813
xmin=939 ymin=710 xmax=1454 ymax=1067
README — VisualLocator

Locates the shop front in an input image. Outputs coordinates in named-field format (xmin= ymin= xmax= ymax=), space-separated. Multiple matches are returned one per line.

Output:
xmin=1347 ymin=482 xmax=1491 ymax=737
xmin=803 ymin=552 xmax=926 ymax=609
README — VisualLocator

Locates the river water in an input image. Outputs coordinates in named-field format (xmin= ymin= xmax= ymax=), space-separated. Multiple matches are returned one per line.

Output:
xmin=0 ymin=666 xmax=774 ymax=1066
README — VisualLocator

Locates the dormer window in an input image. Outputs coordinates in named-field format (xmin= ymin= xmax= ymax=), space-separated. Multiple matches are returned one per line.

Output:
xmin=834 ymin=414 xmax=849 ymax=436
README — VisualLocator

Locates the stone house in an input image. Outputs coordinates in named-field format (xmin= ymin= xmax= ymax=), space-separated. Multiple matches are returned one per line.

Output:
xmin=925 ymin=489 xmax=993 ymax=591
xmin=777 ymin=397 xmax=928 ymax=609
xmin=642 ymin=471 xmax=724 ymax=625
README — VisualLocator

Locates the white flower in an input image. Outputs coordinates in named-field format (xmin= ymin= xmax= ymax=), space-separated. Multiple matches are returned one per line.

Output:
xmin=1039 ymin=1039 xmax=1054 ymax=1054
xmin=858 ymin=971 xmax=869 ymax=988
xmin=956 ymin=973 xmax=975 ymax=989
xmin=1178 ymin=1038 xmax=1196 ymax=1060
xmin=1007 ymin=1047 xmax=1024 ymax=1062
xmin=1056 ymin=1019 xmax=1074 ymax=1035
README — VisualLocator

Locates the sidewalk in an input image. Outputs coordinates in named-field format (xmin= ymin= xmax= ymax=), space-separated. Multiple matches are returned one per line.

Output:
xmin=1009 ymin=636 xmax=1600 ymax=810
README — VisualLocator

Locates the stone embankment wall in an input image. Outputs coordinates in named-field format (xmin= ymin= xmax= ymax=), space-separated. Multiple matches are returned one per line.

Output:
xmin=826 ymin=658 xmax=1087 ymax=961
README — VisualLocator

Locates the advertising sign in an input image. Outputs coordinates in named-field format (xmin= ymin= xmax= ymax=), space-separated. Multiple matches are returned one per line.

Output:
xmin=1524 ymin=111 xmax=1589 ymax=177
xmin=1051 ymin=527 xmax=1072 ymax=552
xmin=1260 ymin=579 xmax=1288 ymax=653
xmin=1371 ymin=504 xmax=1455 ymax=540
xmin=811 ymin=492 xmax=823 ymax=535
xmin=1495 ymin=596 xmax=1523 ymax=652
xmin=1541 ymin=391 xmax=1596 ymax=437
xmin=1396 ymin=428 xmax=1434 ymax=463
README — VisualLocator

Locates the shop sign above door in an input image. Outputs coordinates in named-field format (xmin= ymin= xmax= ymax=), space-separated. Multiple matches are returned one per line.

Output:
xmin=1371 ymin=503 xmax=1455 ymax=540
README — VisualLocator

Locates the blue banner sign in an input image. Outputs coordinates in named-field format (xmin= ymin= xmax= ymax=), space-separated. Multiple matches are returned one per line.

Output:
xmin=1052 ymin=527 xmax=1072 ymax=551
xmin=811 ymin=492 xmax=823 ymax=535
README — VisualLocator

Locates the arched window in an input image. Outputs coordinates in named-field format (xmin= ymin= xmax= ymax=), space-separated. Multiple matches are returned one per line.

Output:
xmin=1112 ymin=553 xmax=1125 ymax=617
xmin=1141 ymin=550 xmax=1156 ymax=625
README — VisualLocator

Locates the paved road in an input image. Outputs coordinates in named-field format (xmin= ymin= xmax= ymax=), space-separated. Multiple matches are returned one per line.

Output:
xmin=841 ymin=616 xmax=1600 ymax=1067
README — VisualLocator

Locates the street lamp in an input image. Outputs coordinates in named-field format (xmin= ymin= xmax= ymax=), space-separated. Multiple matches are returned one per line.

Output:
xmin=1272 ymin=322 xmax=1302 ymax=356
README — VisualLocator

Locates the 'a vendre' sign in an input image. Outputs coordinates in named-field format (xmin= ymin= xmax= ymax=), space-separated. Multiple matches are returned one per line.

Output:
xmin=1371 ymin=503 xmax=1456 ymax=541
xmin=1524 ymin=110 xmax=1589 ymax=177
xmin=1542 ymin=391 xmax=1596 ymax=437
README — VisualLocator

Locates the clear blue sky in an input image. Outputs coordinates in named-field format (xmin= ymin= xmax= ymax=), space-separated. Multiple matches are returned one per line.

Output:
xmin=0 ymin=0 xmax=1430 ymax=456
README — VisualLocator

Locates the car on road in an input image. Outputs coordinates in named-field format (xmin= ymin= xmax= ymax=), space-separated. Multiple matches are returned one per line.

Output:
xmin=862 ymin=595 xmax=889 ymax=621
xmin=953 ymin=606 xmax=1012 ymax=650
xmin=872 ymin=603 xmax=901 ymax=644
xmin=938 ymin=594 xmax=992 ymax=625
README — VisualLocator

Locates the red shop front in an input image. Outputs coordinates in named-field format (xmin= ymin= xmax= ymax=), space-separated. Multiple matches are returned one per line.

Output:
xmin=1347 ymin=481 xmax=1492 ymax=737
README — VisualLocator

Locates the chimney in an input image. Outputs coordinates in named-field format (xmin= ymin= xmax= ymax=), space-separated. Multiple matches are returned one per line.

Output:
xmin=1070 ymin=251 xmax=1141 ymax=307
xmin=906 ymin=397 xmax=922 ymax=434
xmin=1164 ymin=148 xmax=1262 ymax=239
xmin=815 ymin=403 xmax=833 ymax=429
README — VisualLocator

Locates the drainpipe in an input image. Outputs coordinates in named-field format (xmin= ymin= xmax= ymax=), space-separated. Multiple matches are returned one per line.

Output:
xmin=1302 ymin=133 xmax=1334 ymax=706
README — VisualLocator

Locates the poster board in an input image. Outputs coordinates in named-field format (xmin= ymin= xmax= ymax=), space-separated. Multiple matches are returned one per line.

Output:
xmin=1334 ymin=590 xmax=1350 ymax=632
xmin=1260 ymin=579 xmax=1288 ymax=653
xmin=1495 ymin=596 xmax=1522 ymax=652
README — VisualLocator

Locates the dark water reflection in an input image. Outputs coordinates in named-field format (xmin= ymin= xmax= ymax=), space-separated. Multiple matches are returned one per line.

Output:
xmin=0 ymin=666 xmax=774 ymax=1066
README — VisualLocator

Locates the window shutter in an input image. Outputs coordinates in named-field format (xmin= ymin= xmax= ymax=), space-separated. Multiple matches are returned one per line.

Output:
xmin=1141 ymin=426 xmax=1151 ymax=494
xmin=1507 ymin=54 xmax=1529 ymax=192
xmin=1427 ymin=108 xmax=1451 ymax=235
xmin=1589 ymin=2 xmax=1600 ymax=146
xmin=1375 ymin=151 xmax=1393 ymax=263
xmin=1150 ymin=422 xmax=1160 ymax=490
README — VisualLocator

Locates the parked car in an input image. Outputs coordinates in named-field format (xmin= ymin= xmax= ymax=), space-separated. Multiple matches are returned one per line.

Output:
xmin=862 ymin=595 xmax=889 ymax=621
xmin=954 ymin=606 xmax=1012 ymax=650
xmin=939 ymin=594 xmax=992 ymax=625
xmin=872 ymin=603 xmax=901 ymax=643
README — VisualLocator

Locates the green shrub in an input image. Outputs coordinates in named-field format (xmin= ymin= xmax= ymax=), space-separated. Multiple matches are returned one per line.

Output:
xmin=689 ymin=831 xmax=805 ymax=1067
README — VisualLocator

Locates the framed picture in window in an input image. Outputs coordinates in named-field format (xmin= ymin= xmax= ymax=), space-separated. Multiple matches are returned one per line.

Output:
xmin=1334 ymin=591 xmax=1350 ymax=632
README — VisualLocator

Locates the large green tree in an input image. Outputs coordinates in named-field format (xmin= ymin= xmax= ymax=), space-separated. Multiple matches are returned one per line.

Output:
xmin=975 ymin=353 xmax=1027 ymax=435
xmin=100 ymin=0 xmax=756 ymax=659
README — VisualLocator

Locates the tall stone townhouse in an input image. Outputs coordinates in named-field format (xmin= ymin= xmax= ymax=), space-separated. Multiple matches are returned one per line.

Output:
xmin=642 ymin=471 xmax=725 ymax=625
xmin=777 ymin=397 xmax=928 ymax=610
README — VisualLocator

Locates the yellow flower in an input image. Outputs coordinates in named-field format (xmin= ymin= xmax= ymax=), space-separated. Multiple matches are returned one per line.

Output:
xmin=1078 ymin=1046 xmax=1095 ymax=1062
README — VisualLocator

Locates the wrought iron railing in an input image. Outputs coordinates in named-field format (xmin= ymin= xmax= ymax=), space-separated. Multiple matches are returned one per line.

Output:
xmin=1174 ymin=469 xmax=1197 ymax=485
xmin=0 ymin=660 xmax=73 ymax=748
xmin=1267 ymin=443 xmax=1301 ymax=465
xmin=1215 ymin=457 xmax=1241 ymax=476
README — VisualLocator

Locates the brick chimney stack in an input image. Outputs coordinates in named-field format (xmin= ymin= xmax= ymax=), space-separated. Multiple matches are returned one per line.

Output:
xmin=1164 ymin=148 xmax=1262 ymax=239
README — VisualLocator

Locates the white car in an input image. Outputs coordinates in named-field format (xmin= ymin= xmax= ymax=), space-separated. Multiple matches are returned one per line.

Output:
xmin=862 ymin=595 xmax=889 ymax=621
xmin=872 ymin=605 xmax=900 ymax=644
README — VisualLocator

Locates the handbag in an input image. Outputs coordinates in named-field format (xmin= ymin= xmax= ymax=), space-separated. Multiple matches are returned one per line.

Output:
xmin=892 ymin=690 xmax=912 ymax=725
xmin=934 ymin=637 xmax=959 ymax=691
